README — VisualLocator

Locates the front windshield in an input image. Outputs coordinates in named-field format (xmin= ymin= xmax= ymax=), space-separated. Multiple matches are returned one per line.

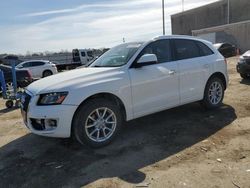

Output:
xmin=16 ymin=63 xmax=23 ymax=68
xmin=91 ymin=42 xmax=143 ymax=67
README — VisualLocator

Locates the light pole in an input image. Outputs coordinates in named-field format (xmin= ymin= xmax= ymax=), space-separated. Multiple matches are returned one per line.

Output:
xmin=162 ymin=0 xmax=165 ymax=35
xmin=227 ymin=0 xmax=230 ymax=24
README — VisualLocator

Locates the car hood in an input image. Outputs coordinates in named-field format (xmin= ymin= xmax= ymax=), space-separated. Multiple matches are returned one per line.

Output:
xmin=27 ymin=67 xmax=123 ymax=95
xmin=241 ymin=50 xmax=250 ymax=59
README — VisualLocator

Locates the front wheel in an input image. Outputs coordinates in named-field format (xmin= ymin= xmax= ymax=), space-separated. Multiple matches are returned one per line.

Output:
xmin=72 ymin=98 xmax=122 ymax=147
xmin=43 ymin=70 xmax=53 ymax=77
xmin=201 ymin=77 xmax=225 ymax=109
xmin=240 ymin=73 xmax=250 ymax=79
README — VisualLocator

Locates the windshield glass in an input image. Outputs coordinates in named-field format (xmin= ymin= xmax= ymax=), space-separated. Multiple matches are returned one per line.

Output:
xmin=16 ymin=63 xmax=23 ymax=68
xmin=90 ymin=42 xmax=143 ymax=67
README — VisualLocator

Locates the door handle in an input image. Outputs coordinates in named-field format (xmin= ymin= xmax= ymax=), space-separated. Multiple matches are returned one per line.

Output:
xmin=169 ymin=70 xmax=176 ymax=75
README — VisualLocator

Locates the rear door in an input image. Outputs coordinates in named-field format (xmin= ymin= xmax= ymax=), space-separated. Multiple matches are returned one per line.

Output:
xmin=173 ymin=39 xmax=213 ymax=104
xmin=31 ymin=61 xmax=46 ymax=77
xmin=129 ymin=39 xmax=179 ymax=118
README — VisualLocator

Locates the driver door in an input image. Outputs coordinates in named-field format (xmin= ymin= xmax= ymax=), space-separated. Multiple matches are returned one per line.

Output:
xmin=128 ymin=39 xmax=179 ymax=118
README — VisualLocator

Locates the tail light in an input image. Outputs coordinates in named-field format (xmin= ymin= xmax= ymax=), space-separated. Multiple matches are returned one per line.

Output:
xmin=27 ymin=70 xmax=32 ymax=78
xmin=224 ymin=59 xmax=227 ymax=64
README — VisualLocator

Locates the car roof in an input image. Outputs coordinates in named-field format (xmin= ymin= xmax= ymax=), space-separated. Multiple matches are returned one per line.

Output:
xmin=151 ymin=35 xmax=213 ymax=45
xmin=153 ymin=35 xmax=205 ymax=41
xmin=20 ymin=60 xmax=49 ymax=64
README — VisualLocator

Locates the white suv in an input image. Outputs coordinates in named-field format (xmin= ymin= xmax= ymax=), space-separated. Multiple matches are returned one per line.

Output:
xmin=21 ymin=35 xmax=228 ymax=147
xmin=16 ymin=60 xmax=58 ymax=78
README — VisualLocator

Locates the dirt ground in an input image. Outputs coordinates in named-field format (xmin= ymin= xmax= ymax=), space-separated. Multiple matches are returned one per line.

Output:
xmin=0 ymin=57 xmax=249 ymax=188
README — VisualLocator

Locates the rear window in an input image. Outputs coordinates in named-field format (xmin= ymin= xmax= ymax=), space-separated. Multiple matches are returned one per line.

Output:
xmin=196 ymin=41 xmax=214 ymax=56
xmin=174 ymin=39 xmax=200 ymax=60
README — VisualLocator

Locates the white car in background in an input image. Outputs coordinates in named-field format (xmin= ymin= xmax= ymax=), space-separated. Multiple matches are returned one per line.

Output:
xmin=21 ymin=35 xmax=228 ymax=147
xmin=16 ymin=60 xmax=58 ymax=78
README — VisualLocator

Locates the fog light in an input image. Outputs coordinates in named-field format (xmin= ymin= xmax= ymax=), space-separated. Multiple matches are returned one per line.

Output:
xmin=35 ymin=119 xmax=42 ymax=125
xmin=30 ymin=118 xmax=57 ymax=131
xmin=46 ymin=119 xmax=57 ymax=127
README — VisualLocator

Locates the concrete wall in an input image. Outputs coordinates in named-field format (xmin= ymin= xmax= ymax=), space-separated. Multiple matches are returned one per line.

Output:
xmin=171 ymin=0 xmax=250 ymax=35
xmin=192 ymin=21 xmax=250 ymax=53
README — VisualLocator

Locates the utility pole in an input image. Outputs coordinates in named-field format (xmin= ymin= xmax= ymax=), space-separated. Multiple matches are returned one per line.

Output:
xmin=162 ymin=0 xmax=165 ymax=35
xmin=227 ymin=0 xmax=230 ymax=24
xmin=182 ymin=0 xmax=184 ymax=12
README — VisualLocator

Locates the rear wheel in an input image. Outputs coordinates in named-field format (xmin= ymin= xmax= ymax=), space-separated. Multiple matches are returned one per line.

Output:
xmin=201 ymin=77 xmax=225 ymax=109
xmin=72 ymin=98 xmax=122 ymax=147
xmin=42 ymin=70 xmax=53 ymax=77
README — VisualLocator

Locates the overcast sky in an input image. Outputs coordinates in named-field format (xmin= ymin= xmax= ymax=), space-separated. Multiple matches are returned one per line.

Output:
xmin=0 ymin=0 xmax=219 ymax=54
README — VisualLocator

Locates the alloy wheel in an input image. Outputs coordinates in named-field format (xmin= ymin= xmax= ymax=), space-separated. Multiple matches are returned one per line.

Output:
xmin=85 ymin=107 xmax=117 ymax=142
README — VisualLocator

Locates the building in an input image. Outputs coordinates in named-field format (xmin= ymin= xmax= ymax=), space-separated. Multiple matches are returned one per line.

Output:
xmin=171 ymin=0 xmax=250 ymax=53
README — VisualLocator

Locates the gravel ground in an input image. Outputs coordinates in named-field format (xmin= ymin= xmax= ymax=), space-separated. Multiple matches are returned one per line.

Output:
xmin=0 ymin=56 xmax=249 ymax=188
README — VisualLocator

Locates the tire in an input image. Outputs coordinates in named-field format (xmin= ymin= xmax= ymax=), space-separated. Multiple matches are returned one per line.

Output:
xmin=72 ymin=98 xmax=122 ymax=147
xmin=42 ymin=70 xmax=53 ymax=78
xmin=201 ymin=77 xmax=225 ymax=109
xmin=240 ymin=73 xmax=250 ymax=79
xmin=5 ymin=100 xmax=14 ymax=108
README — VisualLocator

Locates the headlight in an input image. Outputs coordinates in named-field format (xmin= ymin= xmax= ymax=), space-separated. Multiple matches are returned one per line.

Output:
xmin=37 ymin=92 xmax=68 ymax=105
xmin=239 ymin=58 xmax=246 ymax=64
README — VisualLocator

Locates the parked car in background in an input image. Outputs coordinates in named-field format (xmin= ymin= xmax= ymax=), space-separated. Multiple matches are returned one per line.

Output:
xmin=16 ymin=60 xmax=58 ymax=78
xmin=213 ymin=43 xmax=237 ymax=58
xmin=1 ymin=55 xmax=22 ymax=66
xmin=21 ymin=35 xmax=228 ymax=147
xmin=0 ymin=64 xmax=33 ymax=88
xmin=236 ymin=50 xmax=250 ymax=79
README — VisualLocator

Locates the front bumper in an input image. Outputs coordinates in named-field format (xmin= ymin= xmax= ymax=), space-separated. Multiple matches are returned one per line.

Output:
xmin=21 ymin=92 xmax=78 ymax=138
xmin=236 ymin=62 xmax=250 ymax=74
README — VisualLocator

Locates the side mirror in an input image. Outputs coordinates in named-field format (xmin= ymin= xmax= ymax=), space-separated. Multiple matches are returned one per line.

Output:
xmin=136 ymin=54 xmax=158 ymax=68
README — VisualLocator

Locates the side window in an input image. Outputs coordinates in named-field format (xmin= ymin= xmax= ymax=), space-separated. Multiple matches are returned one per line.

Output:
xmin=174 ymin=39 xmax=200 ymax=60
xmin=196 ymin=41 xmax=214 ymax=56
xmin=139 ymin=40 xmax=171 ymax=64
xmin=34 ymin=62 xmax=45 ymax=66
xmin=22 ymin=62 xmax=31 ymax=67
xmin=30 ymin=62 xmax=37 ymax=67
xmin=81 ymin=52 xmax=86 ymax=57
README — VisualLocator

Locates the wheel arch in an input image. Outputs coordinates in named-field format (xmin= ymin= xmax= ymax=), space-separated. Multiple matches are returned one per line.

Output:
xmin=206 ymin=72 xmax=227 ymax=90
xmin=42 ymin=69 xmax=53 ymax=76
xmin=71 ymin=92 xmax=127 ymax=136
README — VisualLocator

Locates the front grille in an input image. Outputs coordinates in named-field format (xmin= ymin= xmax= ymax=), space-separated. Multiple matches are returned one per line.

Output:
xmin=245 ymin=59 xmax=250 ymax=65
xmin=21 ymin=92 xmax=31 ymax=112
